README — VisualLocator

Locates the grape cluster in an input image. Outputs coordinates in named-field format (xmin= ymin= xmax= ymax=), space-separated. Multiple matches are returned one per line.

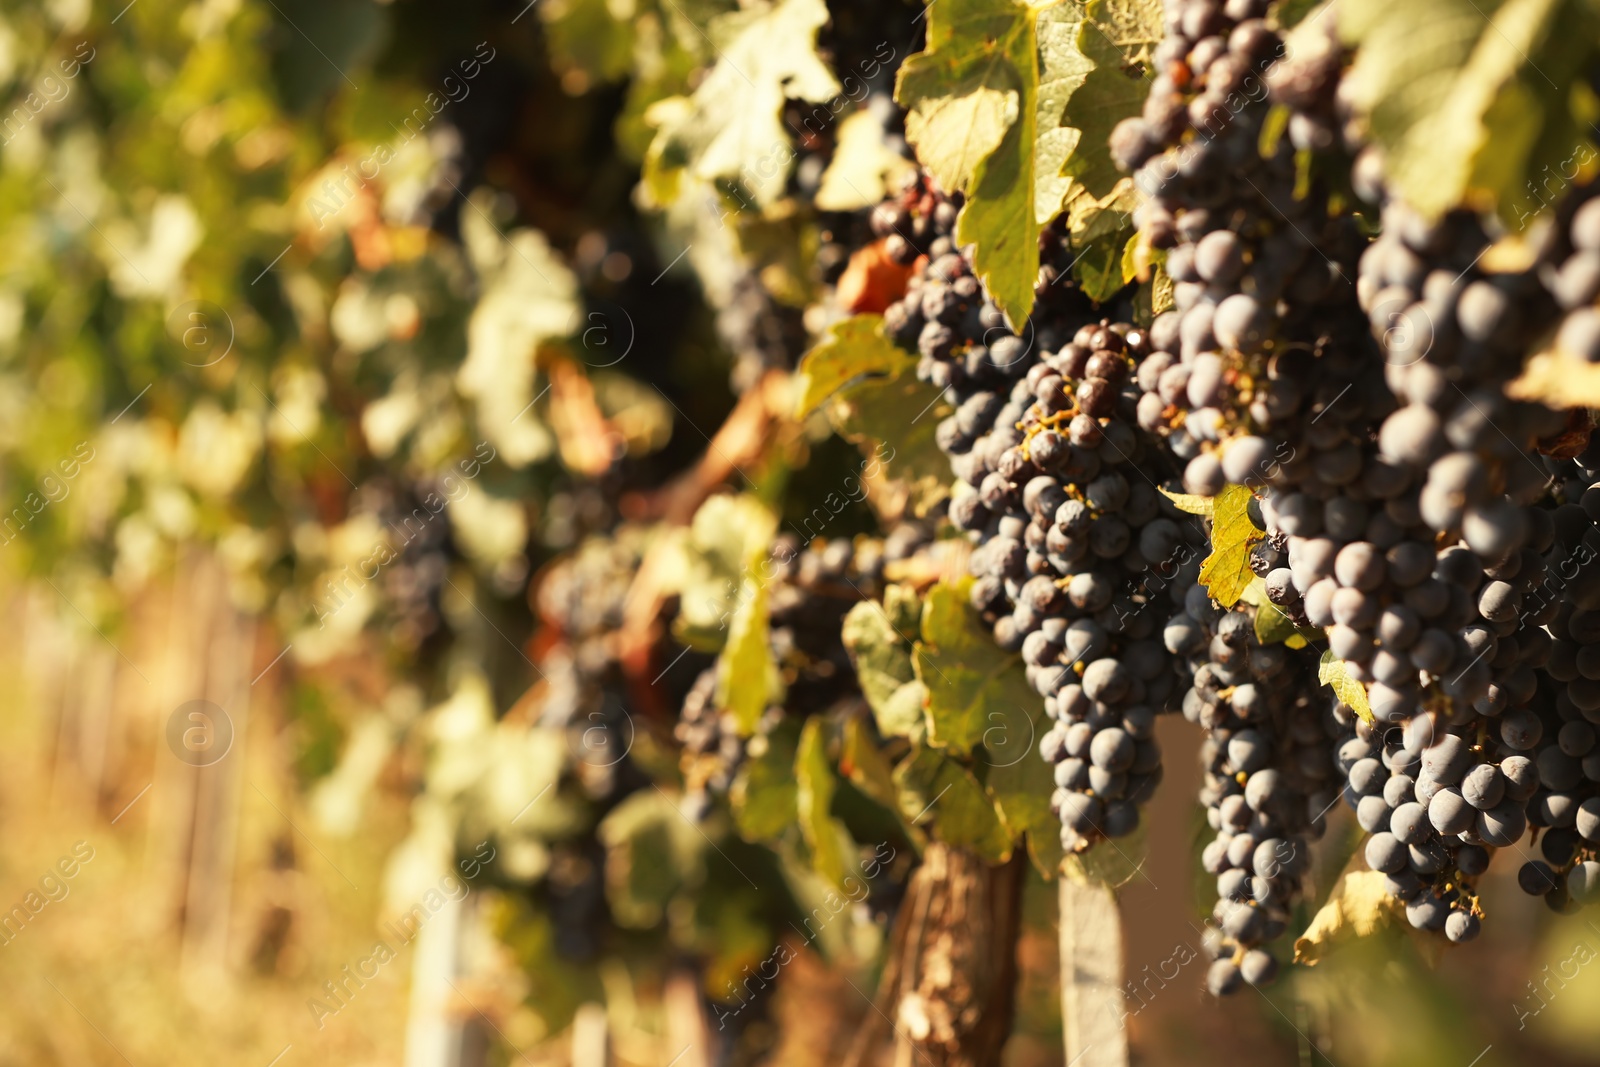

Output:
xmin=873 ymin=181 xmax=1206 ymax=846
xmin=1164 ymin=550 xmax=1336 ymax=990
xmin=1108 ymin=0 xmax=1600 ymax=978
xmin=351 ymin=478 xmax=461 ymax=653
xmin=537 ymin=528 xmax=668 ymax=799
xmin=1538 ymin=191 xmax=1600 ymax=365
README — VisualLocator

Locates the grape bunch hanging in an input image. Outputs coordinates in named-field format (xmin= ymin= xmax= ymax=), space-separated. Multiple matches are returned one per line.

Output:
xmin=621 ymin=0 xmax=1600 ymax=1009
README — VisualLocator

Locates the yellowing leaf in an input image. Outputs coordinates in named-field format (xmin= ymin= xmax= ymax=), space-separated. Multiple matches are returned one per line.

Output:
xmin=1197 ymin=484 xmax=1263 ymax=608
xmin=644 ymin=0 xmax=841 ymax=210
xmin=914 ymin=578 xmax=1040 ymax=756
xmin=1319 ymin=649 xmax=1375 ymax=725
xmin=1034 ymin=0 xmax=1093 ymax=226
xmin=1506 ymin=350 xmax=1600 ymax=409
xmin=794 ymin=315 xmax=914 ymax=417
xmin=457 ymin=201 xmax=577 ymax=468
xmin=1158 ymin=486 xmax=1212 ymax=517
xmin=673 ymin=494 xmax=781 ymax=647
xmin=796 ymin=718 xmax=853 ymax=888
xmin=897 ymin=0 xmax=1040 ymax=327
xmin=815 ymin=110 xmax=919 ymax=211
xmin=717 ymin=577 xmax=776 ymax=735
xmin=1294 ymin=870 xmax=1402 ymax=965
xmin=796 ymin=316 xmax=953 ymax=509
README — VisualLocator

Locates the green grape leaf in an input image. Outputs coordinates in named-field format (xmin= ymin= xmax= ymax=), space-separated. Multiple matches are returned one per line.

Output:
xmin=841 ymin=717 xmax=905 ymax=818
xmin=796 ymin=718 xmax=855 ymax=888
xmin=732 ymin=716 xmax=802 ymax=842
xmin=914 ymin=577 xmax=1039 ymax=756
xmin=674 ymin=494 xmax=781 ymax=650
xmin=1063 ymin=821 xmax=1149 ymax=887
xmin=794 ymin=314 xmax=915 ymax=418
xmin=894 ymin=745 xmax=1013 ymax=862
xmin=842 ymin=593 xmax=928 ymax=739
xmin=983 ymin=699 xmax=1065 ymax=877
xmin=643 ymin=0 xmax=841 ymax=210
xmin=1062 ymin=176 xmax=1139 ymax=298
xmin=1072 ymin=225 xmax=1132 ymax=302
xmin=798 ymin=316 xmax=954 ymax=511
xmin=599 ymin=790 xmax=700 ymax=928
xmin=1339 ymin=0 xmax=1600 ymax=225
xmin=717 ymin=575 xmax=776 ymax=735
xmin=1255 ymin=604 xmax=1318 ymax=650
xmin=1197 ymin=484 xmax=1264 ymax=608
xmin=896 ymin=0 xmax=1040 ymax=328
xmin=1319 ymin=649 xmax=1375 ymax=725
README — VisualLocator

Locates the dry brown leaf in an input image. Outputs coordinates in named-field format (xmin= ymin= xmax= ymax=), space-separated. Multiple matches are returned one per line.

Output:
xmin=547 ymin=356 xmax=616 ymax=477
xmin=836 ymin=240 xmax=917 ymax=314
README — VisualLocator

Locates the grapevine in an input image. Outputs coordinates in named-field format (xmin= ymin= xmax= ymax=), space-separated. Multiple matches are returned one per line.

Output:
xmin=11 ymin=0 xmax=1600 ymax=1063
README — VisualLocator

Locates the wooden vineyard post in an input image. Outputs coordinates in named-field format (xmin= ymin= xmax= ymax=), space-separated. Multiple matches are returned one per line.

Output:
xmin=1058 ymin=876 xmax=1126 ymax=1067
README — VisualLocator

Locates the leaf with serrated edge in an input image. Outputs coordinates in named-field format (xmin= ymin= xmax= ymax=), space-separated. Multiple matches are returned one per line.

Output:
xmin=1035 ymin=0 xmax=1093 ymax=225
xmin=794 ymin=314 xmax=915 ymax=417
xmin=897 ymin=0 xmax=1040 ymax=327
xmin=795 ymin=316 xmax=952 ymax=509
xmin=1057 ymin=0 xmax=1161 ymax=199
xmin=894 ymin=745 xmax=1012 ymax=862
xmin=1197 ymin=484 xmax=1263 ymax=608
xmin=1294 ymin=869 xmax=1402 ymax=965
xmin=1319 ymin=649 xmax=1375 ymax=724
xmin=915 ymin=578 xmax=1040 ymax=755
xmin=647 ymin=0 xmax=841 ymax=210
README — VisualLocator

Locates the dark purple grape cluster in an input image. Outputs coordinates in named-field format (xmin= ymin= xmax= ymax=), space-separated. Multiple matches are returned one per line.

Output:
xmin=872 ymin=181 xmax=1207 ymax=847
xmin=1106 ymin=0 xmax=1600 ymax=981
xmin=344 ymin=478 xmax=461 ymax=654
xmin=1166 ymin=571 xmax=1336 ymax=991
